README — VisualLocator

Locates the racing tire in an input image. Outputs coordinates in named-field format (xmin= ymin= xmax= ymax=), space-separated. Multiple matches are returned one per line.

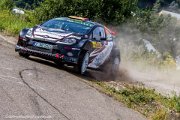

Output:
xmin=75 ymin=51 xmax=90 ymax=75
xmin=19 ymin=52 xmax=30 ymax=58
xmin=102 ymin=48 xmax=120 ymax=80
xmin=110 ymin=56 xmax=120 ymax=80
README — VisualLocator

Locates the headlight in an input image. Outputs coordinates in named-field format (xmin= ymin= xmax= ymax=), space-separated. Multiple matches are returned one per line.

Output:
xmin=56 ymin=37 xmax=77 ymax=45
xmin=26 ymin=29 xmax=33 ymax=38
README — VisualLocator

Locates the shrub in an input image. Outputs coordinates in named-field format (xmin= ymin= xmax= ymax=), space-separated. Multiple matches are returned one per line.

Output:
xmin=0 ymin=0 xmax=14 ymax=10
xmin=34 ymin=0 xmax=138 ymax=24
xmin=0 ymin=10 xmax=34 ymax=35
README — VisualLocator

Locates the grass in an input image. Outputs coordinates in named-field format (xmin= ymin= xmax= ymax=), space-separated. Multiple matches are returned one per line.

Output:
xmin=0 ymin=10 xmax=34 ymax=35
xmin=91 ymin=81 xmax=180 ymax=120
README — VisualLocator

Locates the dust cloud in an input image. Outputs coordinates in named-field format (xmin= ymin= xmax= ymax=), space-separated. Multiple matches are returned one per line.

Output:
xmin=115 ymin=24 xmax=180 ymax=95
xmin=89 ymin=23 xmax=180 ymax=95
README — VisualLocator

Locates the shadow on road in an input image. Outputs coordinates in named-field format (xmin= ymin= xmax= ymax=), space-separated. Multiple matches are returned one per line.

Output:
xmin=26 ymin=56 xmax=97 ymax=81
xmin=26 ymin=56 xmax=126 ymax=82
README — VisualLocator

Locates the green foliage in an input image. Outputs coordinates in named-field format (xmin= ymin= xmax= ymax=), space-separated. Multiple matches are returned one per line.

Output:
xmin=132 ymin=9 xmax=173 ymax=34
xmin=100 ymin=0 xmax=138 ymax=23
xmin=151 ymin=109 xmax=168 ymax=120
xmin=120 ymin=86 xmax=155 ymax=105
xmin=0 ymin=0 xmax=14 ymax=10
xmin=127 ymin=6 xmax=180 ymax=58
xmin=95 ymin=81 xmax=180 ymax=119
xmin=173 ymin=96 xmax=180 ymax=112
xmin=160 ymin=52 xmax=176 ymax=69
xmin=34 ymin=0 xmax=138 ymax=24
xmin=0 ymin=10 xmax=34 ymax=35
xmin=13 ymin=0 xmax=43 ymax=9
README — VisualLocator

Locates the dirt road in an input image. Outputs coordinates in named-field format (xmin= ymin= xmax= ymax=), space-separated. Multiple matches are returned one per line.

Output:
xmin=0 ymin=36 xmax=146 ymax=120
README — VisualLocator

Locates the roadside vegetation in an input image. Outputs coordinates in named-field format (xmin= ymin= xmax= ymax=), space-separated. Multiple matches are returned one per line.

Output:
xmin=0 ymin=0 xmax=36 ymax=35
xmin=90 ymin=81 xmax=180 ymax=120
xmin=0 ymin=0 xmax=180 ymax=119
xmin=0 ymin=10 xmax=34 ymax=35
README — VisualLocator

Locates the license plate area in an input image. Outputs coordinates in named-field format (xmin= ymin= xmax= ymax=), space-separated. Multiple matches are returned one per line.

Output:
xmin=33 ymin=42 xmax=53 ymax=50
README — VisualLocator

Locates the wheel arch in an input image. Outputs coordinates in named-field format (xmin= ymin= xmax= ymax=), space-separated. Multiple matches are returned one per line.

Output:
xmin=19 ymin=28 xmax=29 ymax=38
xmin=78 ymin=39 xmax=93 ymax=50
xmin=77 ymin=40 xmax=93 ymax=57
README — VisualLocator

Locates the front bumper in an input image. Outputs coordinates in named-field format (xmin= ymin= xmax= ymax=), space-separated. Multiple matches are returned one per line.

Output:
xmin=15 ymin=45 xmax=78 ymax=64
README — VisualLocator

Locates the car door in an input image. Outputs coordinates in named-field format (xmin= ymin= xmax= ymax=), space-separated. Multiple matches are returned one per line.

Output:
xmin=88 ymin=27 xmax=114 ymax=69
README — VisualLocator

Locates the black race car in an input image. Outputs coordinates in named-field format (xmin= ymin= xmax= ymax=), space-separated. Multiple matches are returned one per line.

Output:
xmin=15 ymin=16 xmax=120 ymax=76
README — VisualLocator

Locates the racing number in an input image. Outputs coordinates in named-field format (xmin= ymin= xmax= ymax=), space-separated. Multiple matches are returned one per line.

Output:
xmin=91 ymin=27 xmax=106 ymax=48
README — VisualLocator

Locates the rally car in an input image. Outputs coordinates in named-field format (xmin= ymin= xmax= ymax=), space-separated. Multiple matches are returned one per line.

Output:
xmin=15 ymin=16 xmax=120 ymax=77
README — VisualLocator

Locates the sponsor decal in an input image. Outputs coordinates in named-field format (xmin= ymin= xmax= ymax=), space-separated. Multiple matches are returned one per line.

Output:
xmin=88 ymin=42 xmax=113 ymax=68
xmin=33 ymin=42 xmax=53 ymax=49
xmin=91 ymin=41 xmax=102 ymax=48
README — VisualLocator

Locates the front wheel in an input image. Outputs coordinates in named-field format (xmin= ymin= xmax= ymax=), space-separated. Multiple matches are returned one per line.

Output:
xmin=75 ymin=51 xmax=90 ymax=75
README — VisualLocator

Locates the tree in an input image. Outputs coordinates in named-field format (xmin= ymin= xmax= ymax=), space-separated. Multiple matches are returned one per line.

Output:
xmin=100 ymin=0 xmax=138 ymax=23
xmin=13 ymin=0 xmax=43 ymax=9
xmin=34 ymin=0 xmax=138 ymax=24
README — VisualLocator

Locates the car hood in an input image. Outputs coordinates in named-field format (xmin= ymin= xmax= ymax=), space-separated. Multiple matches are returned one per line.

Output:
xmin=32 ymin=26 xmax=82 ymax=42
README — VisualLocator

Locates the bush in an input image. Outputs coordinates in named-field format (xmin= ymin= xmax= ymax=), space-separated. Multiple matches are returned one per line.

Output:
xmin=0 ymin=0 xmax=14 ymax=10
xmin=0 ymin=10 xmax=34 ymax=35
xmin=34 ymin=0 xmax=138 ymax=24
xmin=160 ymin=52 xmax=176 ymax=69
xmin=13 ymin=0 xmax=43 ymax=9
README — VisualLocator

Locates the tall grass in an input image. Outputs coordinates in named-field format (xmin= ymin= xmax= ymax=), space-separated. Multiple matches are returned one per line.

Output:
xmin=0 ymin=10 xmax=34 ymax=35
xmin=95 ymin=82 xmax=180 ymax=119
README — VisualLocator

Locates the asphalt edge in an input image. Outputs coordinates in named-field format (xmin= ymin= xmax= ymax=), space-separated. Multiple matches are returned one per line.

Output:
xmin=0 ymin=34 xmax=16 ymax=45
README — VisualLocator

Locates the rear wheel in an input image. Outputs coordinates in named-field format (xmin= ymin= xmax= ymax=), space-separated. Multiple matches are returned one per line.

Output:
xmin=102 ymin=55 xmax=120 ymax=80
xmin=19 ymin=52 xmax=30 ymax=58
xmin=110 ymin=57 xmax=120 ymax=80
xmin=75 ymin=51 xmax=90 ymax=75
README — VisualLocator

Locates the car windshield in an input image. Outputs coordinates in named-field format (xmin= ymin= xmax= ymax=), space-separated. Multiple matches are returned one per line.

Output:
xmin=41 ymin=19 xmax=93 ymax=35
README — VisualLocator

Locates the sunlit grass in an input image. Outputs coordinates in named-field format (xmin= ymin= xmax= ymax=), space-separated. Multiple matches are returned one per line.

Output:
xmin=93 ymin=81 xmax=180 ymax=120
xmin=0 ymin=10 xmax=34 ymax=35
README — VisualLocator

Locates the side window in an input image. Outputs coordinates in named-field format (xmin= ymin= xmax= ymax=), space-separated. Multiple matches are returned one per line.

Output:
xmin=92 ymin=27 xmax=106 ymax=41
xmin=99 ymin=27 xmax=106 ymax=39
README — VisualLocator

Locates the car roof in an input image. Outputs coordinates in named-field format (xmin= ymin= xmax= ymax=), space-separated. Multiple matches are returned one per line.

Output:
xmin=54 ymin=17 xmax=103 ymax=27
